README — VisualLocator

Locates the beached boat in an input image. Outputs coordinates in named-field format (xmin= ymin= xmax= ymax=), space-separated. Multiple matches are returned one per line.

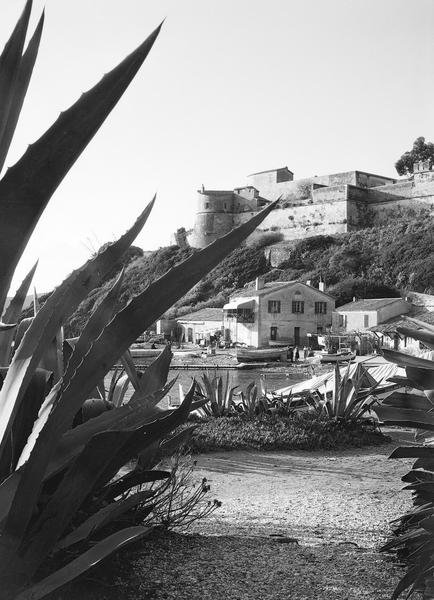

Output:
xmin=319 ymin=350 xmax=356 ymax=364
xmin=236 ymin=346 xmax=287 ymax=363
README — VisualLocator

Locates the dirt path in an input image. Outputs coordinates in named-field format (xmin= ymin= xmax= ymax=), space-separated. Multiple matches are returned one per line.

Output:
xmin=61 ymin=437 xmax=418 ymax=599
xmin=189 ymin=441 xmax=414 ymax=548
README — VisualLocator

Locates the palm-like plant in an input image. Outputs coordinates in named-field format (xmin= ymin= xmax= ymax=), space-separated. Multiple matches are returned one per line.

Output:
xmin=0 ymin=3 xmax=276 ymax=598
xmin=375 ymin=320 xmax=434 ymax=599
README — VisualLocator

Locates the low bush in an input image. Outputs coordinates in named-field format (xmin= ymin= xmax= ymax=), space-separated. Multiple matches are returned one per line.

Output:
xmin=184 ymin=413 xmax=389 ymax=453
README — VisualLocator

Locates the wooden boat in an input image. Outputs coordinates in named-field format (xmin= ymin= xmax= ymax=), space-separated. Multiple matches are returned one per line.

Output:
xmin=320 ymin=350 xmax=356 ymax=364
xmin=236 ymin=346 xmax=287 ymax=363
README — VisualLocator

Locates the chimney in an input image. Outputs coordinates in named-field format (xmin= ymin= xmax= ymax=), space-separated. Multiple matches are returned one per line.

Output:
xmin=318 ymin=280 xmax=325 ymax=292
xmin=255 ymin=276 xmax=264 ymax=291
xmin=306 ymin=280 xmax=311 ymax=286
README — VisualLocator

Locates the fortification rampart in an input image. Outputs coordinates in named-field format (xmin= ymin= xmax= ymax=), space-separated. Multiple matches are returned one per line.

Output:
xmin=186 ymin=165 xmax=434 ymax=249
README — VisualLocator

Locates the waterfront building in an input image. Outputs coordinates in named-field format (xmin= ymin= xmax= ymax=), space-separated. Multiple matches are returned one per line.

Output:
xmin=223 ymin=278 xmax=335 ymax=348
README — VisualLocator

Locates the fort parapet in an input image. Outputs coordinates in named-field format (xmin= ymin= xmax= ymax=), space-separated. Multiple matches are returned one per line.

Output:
xmin=186 ymin=163 xmax=434 ymax=248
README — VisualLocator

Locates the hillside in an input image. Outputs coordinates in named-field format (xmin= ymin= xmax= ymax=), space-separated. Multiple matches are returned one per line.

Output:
xmin=47 ymin=216 xmax=434 ymax=335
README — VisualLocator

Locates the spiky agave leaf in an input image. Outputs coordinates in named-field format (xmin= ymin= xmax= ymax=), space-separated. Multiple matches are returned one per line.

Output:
xmin=0 ymin=261 xmax=38 ymax=367
xmin=0 ymin=0 xmax=33 ymax=173
xmin=0 ymin=17 xmax=162 ymax=312
xmin=15 ymin=526 xmax=154 ymax=600
xmin=17 ymin=384 xmax=196 ymax=577
xmin=55 ymin=489 xmax=155 ymax=551
xmin=7 ymin=200 xmax=277 ymax=533
xmin=0 ymin=200 xmax=153 ymax=460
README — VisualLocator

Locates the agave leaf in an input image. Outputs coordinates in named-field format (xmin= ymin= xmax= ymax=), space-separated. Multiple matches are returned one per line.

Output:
xmin=55 ymin=489 xmax=154 ymax=551
xmin=14 ymin=380 xmax=62 ymax=470
xmin=389 ymin=447 xmax=434 ymax=460
xmin=21 ymin=428 xmax=150 ymax=573
xmin=120 ymin=349 xmax=142 ymax=392
xmin=0 ymin=201 xmax=153 ymax=456
xmin=381 ymin=391 xmax=434 ymax=411
xmin=103 ymin=469 xmax=170 ymax=501
xmin=20 ymin=385 xmax=195 ymax=573
xmin=403 ymin=315 xmax=434 ymax=334
xmin=375 ymin=405 xmax=434 ymax=430
xmin=382 ymin=349 xmax=434 ymax=371
xmin=92 ymin=382 xmax=196 ymax=495
xmin=111 ymin=373 xmax=131 ymax=408
xmin=0 ymin=261 xmax=38 ymax=366
xmin=15 ymin=526 xmax=153 ymax=600
xmin=64 ymin=268 xmax=124 ymax=386
xmin=0 ymin=322 xmax=16 ymax=331
xmin=0 ymin=205 xmax=154 ymax=548
xmin=160 ymin=425 xmax=197 ymax=454
xmin=129 ymin=344 xmax=173 ymax=403
xmin=402 ymin=470 xmax=434 ymax=484
xmin=397 ymin=326 xmax=434 ymax=351
xmin=390 ymin=565 xmax=426 ymax=600
xmin=15 ymin=380 xmax=174 ymax=476
xmin=0 ymin=0 xmax=33 ymax=175
xmin=0 ymin=23 xmax=162 ymax=311
xmin=406 ymin=366 xmax=434 ymax=391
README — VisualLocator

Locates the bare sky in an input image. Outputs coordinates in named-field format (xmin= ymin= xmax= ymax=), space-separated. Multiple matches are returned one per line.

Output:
xmin=2 ymin=0 xmax=434 ymax=293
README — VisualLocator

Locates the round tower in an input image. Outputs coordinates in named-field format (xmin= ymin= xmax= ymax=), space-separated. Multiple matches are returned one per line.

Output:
xmin=188 ymin=189 xmax=235 ymax=248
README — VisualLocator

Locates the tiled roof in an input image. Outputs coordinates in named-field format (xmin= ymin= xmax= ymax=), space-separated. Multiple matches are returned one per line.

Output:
xmin=369 ymin=307 xmax=434 ymax=334
xmin=230 ymin=281 xmax=335 ymax=300
xmin=177 ymin=307 xmax=223 ymax=322
xmin=337 ymin=298 xmax=403 ymax=312
xmin=230 ymin=281 xmax=296 ymax=298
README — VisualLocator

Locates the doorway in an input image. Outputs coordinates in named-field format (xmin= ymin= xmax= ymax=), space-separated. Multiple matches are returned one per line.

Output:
xmin=270 ymin=326 xmax=278 ymax=341
xmin=294 ymin=326 xmax=300 ymax=346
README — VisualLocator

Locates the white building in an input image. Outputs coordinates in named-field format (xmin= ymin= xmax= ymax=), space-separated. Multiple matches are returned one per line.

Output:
xmin=176 ymin=308 xmax=223 ymax=344
xmin=223 ymin=278 xmax=335 ymax=348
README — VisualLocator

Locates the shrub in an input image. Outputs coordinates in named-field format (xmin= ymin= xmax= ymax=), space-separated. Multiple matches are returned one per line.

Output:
xmin=184 ymin=413 xmax=388 ymax=453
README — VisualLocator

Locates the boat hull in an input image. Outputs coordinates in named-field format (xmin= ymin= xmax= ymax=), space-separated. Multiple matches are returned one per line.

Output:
xmin=236 ymin=347 xmax=287 ymax=363
xmin=320 ymin=352 xmax=356 ymax=364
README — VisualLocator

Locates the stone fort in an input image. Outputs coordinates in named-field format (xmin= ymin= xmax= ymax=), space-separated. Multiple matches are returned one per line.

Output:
xmin=180 ymin=161 xmax=434 ymax=249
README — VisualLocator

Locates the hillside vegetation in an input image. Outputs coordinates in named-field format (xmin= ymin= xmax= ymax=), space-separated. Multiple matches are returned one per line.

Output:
xmin=59 ymin=216 xmax=434 ymax=335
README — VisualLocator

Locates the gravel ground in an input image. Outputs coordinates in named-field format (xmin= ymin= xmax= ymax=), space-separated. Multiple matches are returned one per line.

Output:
xmin=53 ymin=434 xmax=421 ymax=600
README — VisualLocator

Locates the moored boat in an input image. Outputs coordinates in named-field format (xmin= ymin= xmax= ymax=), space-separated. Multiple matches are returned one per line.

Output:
xmin=319 ymin=350 xmax=356 ymax=364
xmin=236 ymin=346 xmax=287 ymax=363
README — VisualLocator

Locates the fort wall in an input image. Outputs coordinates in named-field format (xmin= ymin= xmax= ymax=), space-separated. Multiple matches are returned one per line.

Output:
xmin=186 ymin=166 xmax=434 ymax=249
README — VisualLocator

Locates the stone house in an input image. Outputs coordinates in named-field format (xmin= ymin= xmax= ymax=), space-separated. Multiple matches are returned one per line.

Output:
xmin=332 ymin=298 xmax=410 ymax=333
xmin=223 ymin=278 xmax=335 ymax=348
xmin=176 ymin=308 xmax=223 ymax=344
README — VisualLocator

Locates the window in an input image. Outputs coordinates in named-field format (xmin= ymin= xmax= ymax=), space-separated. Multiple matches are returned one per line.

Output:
xmin=268 ymin=300 xmax=281 ymax=314
xmin=292 ymin=300 xmax=304 ymax=313
xmin=315 ymin=302 xmax=327 ymax=314
xmin=364 ymin=314 xmax=369 ymax=328
xmin=338 ymin=314 xmax=344 ymax=327
xmin=204 ymin=202 xmax=209 ymax=209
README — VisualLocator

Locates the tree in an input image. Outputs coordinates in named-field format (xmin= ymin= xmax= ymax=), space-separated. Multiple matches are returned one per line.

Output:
xmin=395 ymin=136 xmax=434 ymax=176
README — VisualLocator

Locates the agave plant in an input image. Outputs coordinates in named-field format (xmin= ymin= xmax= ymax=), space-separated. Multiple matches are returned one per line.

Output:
xmin=195 ymin=371 xmax=238 ymax=417
xmin=0 ymin=4 xmax=276 ymax=598
xmin=375 ymin=322 xmax=434 ymax=599
xmin=304 ymin=362 xmax=380 ymax=421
